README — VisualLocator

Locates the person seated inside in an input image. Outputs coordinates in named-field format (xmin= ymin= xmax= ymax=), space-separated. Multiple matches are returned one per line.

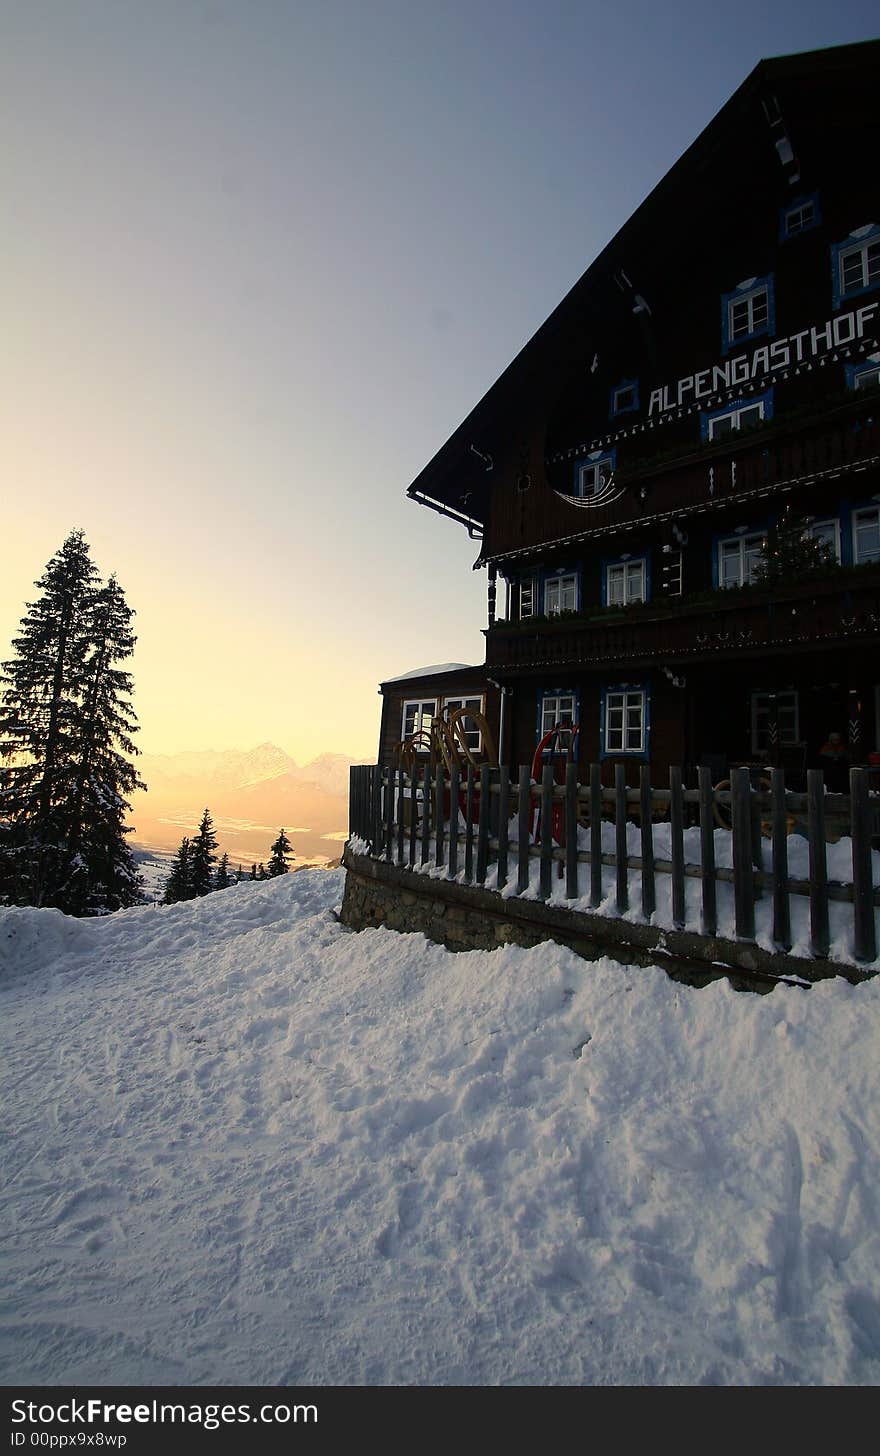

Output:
xmin=819 ymin=731 xmax=849 ymax=793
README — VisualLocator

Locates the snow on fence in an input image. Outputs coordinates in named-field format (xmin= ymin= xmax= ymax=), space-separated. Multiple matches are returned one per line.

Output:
xmin=348 ymin=763 xmax=880 ymax=966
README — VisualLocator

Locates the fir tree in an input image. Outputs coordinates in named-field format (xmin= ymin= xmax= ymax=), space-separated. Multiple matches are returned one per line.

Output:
xmin=163 ymin=837 xmax=192 ymax=904
xmin=214 ymin=852 xmax=230 ymax=891
xmin=267 ymin=827 xmax=294 ymax=877
xmin=189 ymin=808 xmax=218 ymax=897
xmin=0 ymin=531 xmax=143 ymax=912
xmin=257 ymin=862 xmax=268 ymax=881
xmin=249 ymin=863 xmax=257 ymax=881
xmin=752 ymin=507 xmax=836 ymax=586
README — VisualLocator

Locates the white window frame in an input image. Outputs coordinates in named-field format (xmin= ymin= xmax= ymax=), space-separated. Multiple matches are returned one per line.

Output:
xmin=728 ymin=286 xmax=769 ymax=342
xmin=442 ymin=695 xmax=483 ymax=754
xmin=576 ymin=457 xmax=613 ymax=497
xmin=853 ymin=507 xmax=880 ymax=564
xmin=751 ymin=691 xmax=800 ymax=757
xmin=544 ymin=574 xmax=577 ymax=615
xmin=604 ymin=689 xmax=646 ymax=755
xmin=541 ymin=693 xmax=577 ymax=738
xmin=784 ymin=199 xmax=816 ymax=236
xmin=718 ymin=532 xmax=765 ymax=589
xmin=401 ymin=699 xmax=436 ymax=747
xmin=606 ymin=558 xmax=646 ymax=606
xmin=839 ymin=237 xmax=880 ymax=297
xmin=805 ymin=518 xmax=841 ymax=562
xmin=707 ymin=399 xmax=766 ymax=440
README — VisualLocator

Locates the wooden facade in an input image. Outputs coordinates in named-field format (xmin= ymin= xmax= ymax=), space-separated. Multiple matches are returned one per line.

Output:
xmin=401 ymin=41 xmax=880 ymax=788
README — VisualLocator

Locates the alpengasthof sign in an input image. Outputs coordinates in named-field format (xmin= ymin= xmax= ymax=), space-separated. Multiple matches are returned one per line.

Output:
xmin=647 ymin=301 xmax=879 ymax=416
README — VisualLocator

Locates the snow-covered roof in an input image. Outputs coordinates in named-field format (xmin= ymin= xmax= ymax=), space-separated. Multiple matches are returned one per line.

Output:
xmin=383 ymin=662 xmax=473 ymax=684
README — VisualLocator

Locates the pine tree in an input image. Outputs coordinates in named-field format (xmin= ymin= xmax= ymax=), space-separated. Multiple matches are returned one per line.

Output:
xmin=1 ymin=532 xmax=97 ymax=907
xmin=163 ymin=837 xmax=193 ymax=904
xmin=249 ymin=863 xmax=257 ymax=881
xmin=189 ymin=808 xmax=218 ymax=897
xmin=267 ymin=827 xmax=294 ymax=876
xmin=214 ymin=852 xmax=230 ymax=891
xmin=257 ymin=862 xmax=268 ymax=881
xmin=752 ymin=507 xmax=836 ymax=586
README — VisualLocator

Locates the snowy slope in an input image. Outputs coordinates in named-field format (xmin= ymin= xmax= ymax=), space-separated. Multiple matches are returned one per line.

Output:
xmin=1 ymin=873 xmax=878 ymax=1386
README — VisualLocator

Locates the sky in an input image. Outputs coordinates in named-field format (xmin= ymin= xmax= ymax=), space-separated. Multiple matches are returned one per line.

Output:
xmin=3 ymin=0 xmax=877 ymax=762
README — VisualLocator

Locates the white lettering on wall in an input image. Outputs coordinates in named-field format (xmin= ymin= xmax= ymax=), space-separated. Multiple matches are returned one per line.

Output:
xmin=647 ymin=303 xmax=879 ymax=415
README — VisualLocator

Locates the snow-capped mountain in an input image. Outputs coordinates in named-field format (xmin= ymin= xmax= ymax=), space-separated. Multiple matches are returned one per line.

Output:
xmin=128 ymin=744 xmax=368 ymax=866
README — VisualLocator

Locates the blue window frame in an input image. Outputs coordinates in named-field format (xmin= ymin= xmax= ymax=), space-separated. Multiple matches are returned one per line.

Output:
xmin=572 ymin=449 xmax=615 ymax=498
xmin=779 ymin=193 xmax=820 ymax=241
xmin=701 ymin=388 xmax=773 ymax=443
xmin=846 ymin=355 xmax=880 ymax=393
xmin=721 ymin=275 xmax=775 ymax=354
xmin=600 ymin=683 xmax=650 ymax=759
xmin=609 ymin=378 xmax=639 ymax=419
xmin=602 ymin=552 xmax=650 ymax=607
xmin=832 ymin=225 xmax=880 ymax=311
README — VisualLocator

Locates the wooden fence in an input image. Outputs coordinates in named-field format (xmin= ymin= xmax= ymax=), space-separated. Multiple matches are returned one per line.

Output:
xmin=348 ymin=763 xmax=880 ymax=964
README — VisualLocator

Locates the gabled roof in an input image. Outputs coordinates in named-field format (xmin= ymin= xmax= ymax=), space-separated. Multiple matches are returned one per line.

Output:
xmin=405 ymin=39 xmax=880 ymax=532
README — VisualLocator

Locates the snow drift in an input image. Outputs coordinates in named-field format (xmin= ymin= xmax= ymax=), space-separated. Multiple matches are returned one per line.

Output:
xmin=1 ymin=871 xmax=878 ymax=1385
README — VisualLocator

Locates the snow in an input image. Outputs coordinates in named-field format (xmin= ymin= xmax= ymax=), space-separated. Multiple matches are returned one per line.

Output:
xmin=398 ymin=808 xmax=880 ymax=968
xmin=383 ymin=662 xmax=472 ymax=683
xmin=2 ymin=871 xmax=879 ymax=1386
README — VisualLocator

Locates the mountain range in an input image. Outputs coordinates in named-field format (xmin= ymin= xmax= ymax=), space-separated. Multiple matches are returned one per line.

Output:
xmin=128 ymin=743 xmax=367 ymax=868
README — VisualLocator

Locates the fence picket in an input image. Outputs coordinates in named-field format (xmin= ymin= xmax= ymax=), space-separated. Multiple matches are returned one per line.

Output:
xmin=434 ymin=762 xmax=444 ymax=869
xmin=670 ymin=766 xmax=685 ymax=930
xmin=420 ymin=762 xmax=431 ymax=864
xmin=477 ymin=764 xmax=490 ymax=885
xmin=808 ymin=768 xmax=830 ymax=958
xmin=448 ymin=765 xmax=460 ymax=880
xmin=732 ymin=766 xmax=755 ymax=940
xmin=497 ymin=768 xmax=510 ymax=891
xmin=614 ymin=765 xmax=628 ymax=914
xmin=565 ymin=762 xmax=579 ymax=900
xmin=540 ymin=764 xmax=554 ymax=900
xmin=396 ymin=766 xmax=405 ymax=866
xmin=464 ymin=764 xmax=476 ymax=884
xmin=770 ymin=768 xmax=791 ymax=950
xmin=697 ymin=766 xmax=717 ymax=936
xmin=517 ymin=765 xmax=530 ymax=895
xmin=639 ymin=764 xmax=655 ymax=921
xmin=590 ymin=763 xmax=602 ymax=908
xmin=850 ymin=767 xmax=876 ymax=963
xmin=385 ymin=766 xmax=394 ymax=863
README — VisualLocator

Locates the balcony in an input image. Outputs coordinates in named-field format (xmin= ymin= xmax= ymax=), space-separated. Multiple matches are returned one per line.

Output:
xmin=486 ymin=566 xmax=880 ymax=674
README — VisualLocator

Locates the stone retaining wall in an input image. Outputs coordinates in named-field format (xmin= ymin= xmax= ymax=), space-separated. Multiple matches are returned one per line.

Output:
xmin=340 ymin=846 xmax=867 ymax=991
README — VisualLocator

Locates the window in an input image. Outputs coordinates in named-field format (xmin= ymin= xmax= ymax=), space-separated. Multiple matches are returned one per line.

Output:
xmin=443 ymin=696 xmax=483 ymax=753
xmin=610 ymin=379 xmax=639 ymax=418
xmin=718 ymin=532 xmax=765 ymax=588
xmin=847 ymin=359 xmax=880 ymax=392
xmin=805 ymin=518 xmax=841 ymax=562
xmin=751 ymin=691 xmax=799 ymax=756
xmin=541 ymin=693 xmax=577 ymax=738
xmin=781 ymin=195 xmax=819 ymax=239
xmin=574 ymin=454 xmax=614 ymax=497
xmin=519 ymin=577 xmax=536 ymax=619
xmin=402 ymin=699 xmax=436 ymax=745
xmin=703 ymin=393 xmax=770 ymax=442
xmin=853 ymin=507 xmax=880 ymax=564
xmin=606 ymin=558 xmax=646 ymax=606
xmin=603 ymin=688 xmax=646 ymax=755
xmin=832 ymin=226 xmax=880 ymax=308
xmin=722 ymin=276 xmax=774 ymax=352
xmin=544 ymin=574 xmax=577 ymax=615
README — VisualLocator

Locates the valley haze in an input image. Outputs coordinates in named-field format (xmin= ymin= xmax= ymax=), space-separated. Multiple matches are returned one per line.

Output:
xmin=129 ymin=743 xmax=364 ymax=870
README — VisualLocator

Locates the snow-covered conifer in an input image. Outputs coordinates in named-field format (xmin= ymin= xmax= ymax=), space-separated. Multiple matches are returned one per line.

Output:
xmin=267 ymin=827 xmax=294 ymax=877
xmin=189 ymin=809 xmax=218 ymax=897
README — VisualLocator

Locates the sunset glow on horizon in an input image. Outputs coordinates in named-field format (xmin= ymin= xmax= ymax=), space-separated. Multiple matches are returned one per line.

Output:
xmin=5 ymin=0 xmax=876 ymax=764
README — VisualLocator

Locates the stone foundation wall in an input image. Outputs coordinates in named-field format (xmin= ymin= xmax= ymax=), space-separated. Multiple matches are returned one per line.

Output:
xmin=340 ymin=847 xmax=866 ymax=991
